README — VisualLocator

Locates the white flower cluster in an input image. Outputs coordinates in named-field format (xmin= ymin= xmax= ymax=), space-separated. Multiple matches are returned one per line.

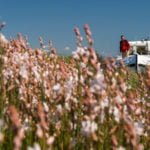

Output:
xmin=81 ymin=120 xmax=98 ymax=136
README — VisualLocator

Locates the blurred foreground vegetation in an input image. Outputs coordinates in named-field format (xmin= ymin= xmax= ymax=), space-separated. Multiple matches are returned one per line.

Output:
xmin=0 ymin=27 xmax=149 ymax=150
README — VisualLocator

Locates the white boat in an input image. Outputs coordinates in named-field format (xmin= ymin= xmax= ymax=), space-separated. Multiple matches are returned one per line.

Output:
xmin=116 ymin=39 xmax=150 ymax=71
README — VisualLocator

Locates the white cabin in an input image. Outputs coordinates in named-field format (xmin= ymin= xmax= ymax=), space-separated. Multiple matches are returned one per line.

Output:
xmin=129 ymin=40 xmax=150 ymax=54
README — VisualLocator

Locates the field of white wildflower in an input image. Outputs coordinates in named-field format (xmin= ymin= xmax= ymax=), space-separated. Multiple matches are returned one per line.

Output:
xmin=0 ymin=25 xmax=149 ymax=150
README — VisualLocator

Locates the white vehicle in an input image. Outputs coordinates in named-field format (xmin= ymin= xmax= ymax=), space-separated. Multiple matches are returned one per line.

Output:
xmin=116 ymin=39 xmax=150 ymax=71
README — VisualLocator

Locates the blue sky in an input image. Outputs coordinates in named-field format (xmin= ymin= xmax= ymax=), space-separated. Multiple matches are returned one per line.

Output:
xmin=0 ymin=0 xmax=150 ymax=56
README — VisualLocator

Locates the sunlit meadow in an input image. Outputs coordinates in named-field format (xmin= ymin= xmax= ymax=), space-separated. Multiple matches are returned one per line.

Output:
xmin=0 ymin=25 xmax=149 ymax=150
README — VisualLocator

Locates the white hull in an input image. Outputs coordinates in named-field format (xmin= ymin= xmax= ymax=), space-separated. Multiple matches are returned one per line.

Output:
xmin=116 ymin=54 xmax=150 ymax=71
xmin=137 ymin=55 xmax=150 ymax=66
